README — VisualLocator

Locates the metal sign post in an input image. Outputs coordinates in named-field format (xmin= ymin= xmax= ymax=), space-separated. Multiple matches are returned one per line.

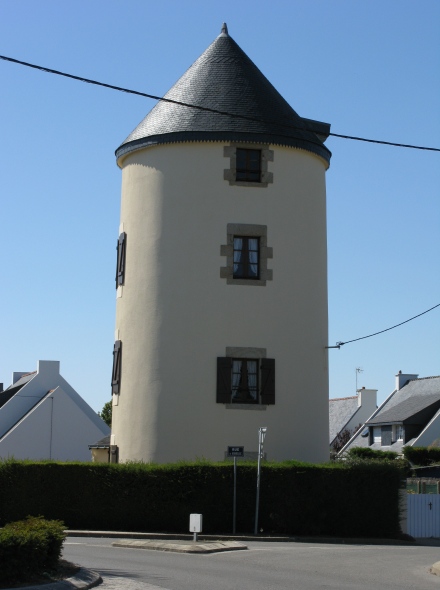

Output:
xmin=227 ymin=446 xmax=244 ymax=534
xmin=254 ymin=427 xmax=267 ymax=536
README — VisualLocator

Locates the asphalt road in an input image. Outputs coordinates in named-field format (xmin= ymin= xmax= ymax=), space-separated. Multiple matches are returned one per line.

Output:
xmin=63 ymin=537 xmax=440 ymax=590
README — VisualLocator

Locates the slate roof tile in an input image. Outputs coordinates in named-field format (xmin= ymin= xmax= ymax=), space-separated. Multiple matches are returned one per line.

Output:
xmin=116 ymin=24 xmax=331 ymax=165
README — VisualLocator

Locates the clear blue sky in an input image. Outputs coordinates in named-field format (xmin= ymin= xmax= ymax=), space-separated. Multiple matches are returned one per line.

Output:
xmin=1 ymin=0 xmax=439 ymax=414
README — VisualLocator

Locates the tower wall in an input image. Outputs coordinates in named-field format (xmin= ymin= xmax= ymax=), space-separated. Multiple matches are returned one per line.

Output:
xmin=112 ymin=141 xmax=329 ymax=463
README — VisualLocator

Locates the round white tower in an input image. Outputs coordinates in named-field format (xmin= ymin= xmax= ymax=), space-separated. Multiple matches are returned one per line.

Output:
xmin=111 ymin=24 xmax=332 ymax=464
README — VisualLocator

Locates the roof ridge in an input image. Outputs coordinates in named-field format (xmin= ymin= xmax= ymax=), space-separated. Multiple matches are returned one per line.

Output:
xmin=20 ymin=371 xmax=37 ymax=378
xmin=329 ymin=396 xmax=357 ymax=402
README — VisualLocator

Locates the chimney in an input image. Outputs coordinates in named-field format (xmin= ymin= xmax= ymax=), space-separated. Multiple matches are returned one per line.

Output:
xmin=0 ymin=383 xmax=3 ymax=393
xmin=395 ymin=370 xmax=418 ymax=391
xmin=357 ymin=387 xmax=378 ymax=414
xmin=12 ymin=372 xmax=28 ymax=384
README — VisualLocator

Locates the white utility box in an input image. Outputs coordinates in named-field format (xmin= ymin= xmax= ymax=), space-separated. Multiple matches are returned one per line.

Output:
xmin=189 ymin=513 xmax=203 ymax=533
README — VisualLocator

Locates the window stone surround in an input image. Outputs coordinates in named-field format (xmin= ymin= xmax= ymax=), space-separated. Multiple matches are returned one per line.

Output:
xmin=220 ymin=224 xmax=273 ymax=286
xmin=224 ymin=143 xmax=274 ymax=187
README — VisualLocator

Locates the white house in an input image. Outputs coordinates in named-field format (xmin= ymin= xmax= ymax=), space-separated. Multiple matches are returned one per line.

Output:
xmin=110 ymin=24 xmax=332 ymax=464
xmin=340 ymin=372 xmax=440 ymax=455
xmin=329 ymin=387 xmax=377 ymax=448
xmin=0 ymin=360 xmax=110 ymax=461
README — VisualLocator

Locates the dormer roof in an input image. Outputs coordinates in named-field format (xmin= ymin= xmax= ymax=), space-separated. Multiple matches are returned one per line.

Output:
xmin=116 ymin=24 xmax=331 ymax=166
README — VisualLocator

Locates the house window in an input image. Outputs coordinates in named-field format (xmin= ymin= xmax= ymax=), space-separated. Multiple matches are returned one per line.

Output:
xmin=232 ymin=359 xmax=258 ymax=402
xmin=115 ymin=232 xmax=126 ymax=288
xmin=395 ymin=424 xmax=404 ymax=441
xmin=217 ymin=351 xmax=275 ymax=406
xmin=220 ymin=224 xmax=272 ymax=286
xmin=233 ymin=237 xmax=259 ymax=279
xmin=224 ymin=144 xmax=273 ymax=187
xmin=381 ymin=425 xmax=392 ymax=446
xmin=111 ymin=340 xmax=122 ymax=395
xmin=236 ymin=148 xmax=261 ymax=182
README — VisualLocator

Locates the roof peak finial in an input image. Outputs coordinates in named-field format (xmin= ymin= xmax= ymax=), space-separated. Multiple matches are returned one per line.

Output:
xmin=220 ymin=23 xmax=229 ymax=36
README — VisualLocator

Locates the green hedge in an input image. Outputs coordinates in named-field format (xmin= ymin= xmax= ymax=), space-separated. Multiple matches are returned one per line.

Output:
xmin=402 ymin=446 xmax=440 ymax=466
xmin=0 ymin=459 xmax=403 ymax=538
xmin=0 ymin=516 xmax=65 ymax=585
xmin=346 ymin=447 xmax=399 ymax=461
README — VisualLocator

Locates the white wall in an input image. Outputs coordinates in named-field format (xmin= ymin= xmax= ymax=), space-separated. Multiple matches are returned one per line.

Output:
xmin=0 ymin=386 xmax=110 ymax=461
xmin=0 ymin=361 xmax=109 ymax=461
xmin=345 ymin=388 xmax=377 ymax=435
xmin=414 ymin=409 xmax=440 ymax=447
xmin=112 ymin=142 xmax=329 ymax=463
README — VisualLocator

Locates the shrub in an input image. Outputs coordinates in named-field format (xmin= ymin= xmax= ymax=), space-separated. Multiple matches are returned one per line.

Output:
xmin=0 ymin=516 xmax=66 ymax=584
xmin=402 ymin=446 xmax=440 ymax=466
xmin=0 ymin=459 xmax=403 ymax=539
xmin=346 ymin=447 xmax=399 ymax=461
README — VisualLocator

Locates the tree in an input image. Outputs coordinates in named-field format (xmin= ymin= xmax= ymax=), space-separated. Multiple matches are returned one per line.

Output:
xmin=332 ymin=423 xmax=363 ymax=454
xmin=99 ymin=400 xmax=112 ymax=427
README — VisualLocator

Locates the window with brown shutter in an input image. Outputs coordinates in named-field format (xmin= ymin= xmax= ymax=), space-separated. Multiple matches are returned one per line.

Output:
xmin=217 ymin=357 xmax=232 ymax=403
xmin=111 ymin=340 xmax=122 ymax=394
xmin=216 ymin=356 xmax=275 ymax=405
xmin=260 ymin=358 xmax=275 ymax=405
xmin=115 ymin=232 xmax=126 ymax=288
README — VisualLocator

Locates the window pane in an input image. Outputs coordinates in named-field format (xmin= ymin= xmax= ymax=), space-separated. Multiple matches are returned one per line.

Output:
xmin=247 ymin=360 xmax=258 ymax=400
xmin=236 ymin=148 xmax=261 ymax=182
xmin=232 ymin=360 xmax=242 ymax=399
xmin=233 ymin=236 xmax=259 ymax=279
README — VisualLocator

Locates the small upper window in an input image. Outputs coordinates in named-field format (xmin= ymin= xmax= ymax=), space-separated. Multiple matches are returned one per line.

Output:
xmin=223 ymin=144 xmax=273 ymax=187
xmin=236 ymin=149 xmax=261 ymax=182
xmin=233 ymin=237 xmax=259 ymax=279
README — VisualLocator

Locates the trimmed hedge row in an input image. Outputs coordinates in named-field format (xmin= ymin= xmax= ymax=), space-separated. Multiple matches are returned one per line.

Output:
xmin=0 ymin=459 xmax=403 ymax=538
xmin=346 ymin=447 xmax=399 ymax=460
xmin=403 ymin=446 xmax=440 ymax=466
xmin=0 ymin=516 xmax=65 ymax=585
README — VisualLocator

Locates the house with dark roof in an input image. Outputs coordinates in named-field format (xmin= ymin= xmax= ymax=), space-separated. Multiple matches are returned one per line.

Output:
xmin=329 ymin=387 xmax=377 ymax=449
xmin=340 ymin=372 xmax=440 ymax=455
xmin=0 ymin=360 xmax=110 ymax=461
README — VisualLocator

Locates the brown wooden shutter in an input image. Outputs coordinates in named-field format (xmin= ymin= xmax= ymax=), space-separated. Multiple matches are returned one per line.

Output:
xmin=217 ymin=357 xmax=232 ymax=403
xmin=115 ymin=232 xmax=126 ymax=288
xmin=260 ymin=358 xmax=275 ymax=405
xmin=111 ymin=340 xmax=122 ymax=394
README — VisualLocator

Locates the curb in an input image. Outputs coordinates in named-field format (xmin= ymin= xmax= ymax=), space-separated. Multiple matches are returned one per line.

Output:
xmin=66 ymin=530 xmax=416 ymax=546
xmin=112 ymin=539 xmax=247 ymax=554
xmin=431 ymin=561 xmax=440 ymax=576
xmin=2 ymin=568 xmax=102 ymax=590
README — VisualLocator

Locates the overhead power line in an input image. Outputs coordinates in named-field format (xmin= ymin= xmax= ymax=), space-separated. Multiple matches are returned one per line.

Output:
xmin=1 ymin=54 xmax=440 ymax=153
xmin=327 ymin=302 xmax=440 ymax=349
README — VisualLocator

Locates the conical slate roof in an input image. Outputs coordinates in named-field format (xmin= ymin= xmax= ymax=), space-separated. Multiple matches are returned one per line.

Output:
xmin=116 ymin=24 xmax=331 ymax=165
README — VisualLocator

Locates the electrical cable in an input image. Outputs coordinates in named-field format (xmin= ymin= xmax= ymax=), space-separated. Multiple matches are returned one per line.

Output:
xmin=2 ymin=55 xmax=438 ymax=349
xmin=1 ymin=54 xmax=440 ymax=153
xmin=327 ymin=302 xmax=440 ymax=349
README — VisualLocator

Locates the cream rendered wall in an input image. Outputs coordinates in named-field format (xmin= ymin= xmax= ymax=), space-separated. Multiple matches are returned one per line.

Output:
xmin=113 ymin=142 xmax=329 ymax=463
